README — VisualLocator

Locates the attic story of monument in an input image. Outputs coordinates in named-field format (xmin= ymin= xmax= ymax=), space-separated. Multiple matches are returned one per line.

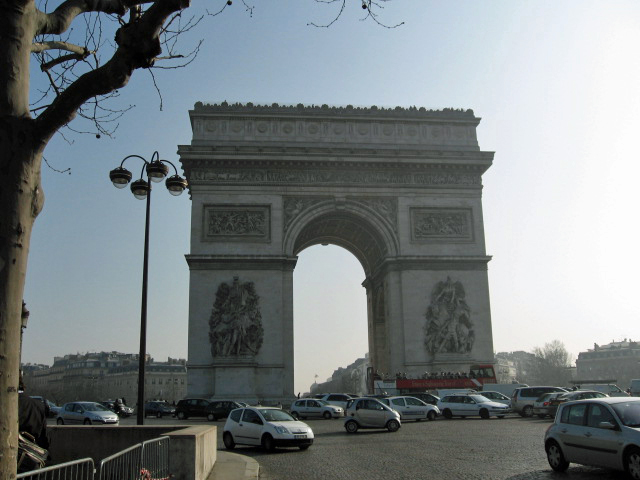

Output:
xmin=179 ymin=103 xmax=495 ymax=403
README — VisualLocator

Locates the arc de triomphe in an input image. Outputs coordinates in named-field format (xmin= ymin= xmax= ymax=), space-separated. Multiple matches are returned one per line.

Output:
xmin=179 ymin=103 xmax=495 ymax=403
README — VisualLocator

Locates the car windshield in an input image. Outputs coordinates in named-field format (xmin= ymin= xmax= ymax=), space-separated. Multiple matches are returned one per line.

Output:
xmin=611 ymin=401 xmax=640 ymax=427
xmin=259 ymin=409 xmax=296 ymax=422
xmin=82 ymin=403 xmax=110 ymax=412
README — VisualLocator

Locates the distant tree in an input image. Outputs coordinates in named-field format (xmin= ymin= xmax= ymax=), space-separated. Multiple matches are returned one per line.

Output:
xmin=532 ymin=340 xmax=573 ymax=386
xmin=0 ymin=1 xmax=399 ymax=474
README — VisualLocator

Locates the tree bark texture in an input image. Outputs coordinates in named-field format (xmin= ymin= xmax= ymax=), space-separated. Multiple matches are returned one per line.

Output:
xmin=0 ymin=0 xmax=190 ymax=474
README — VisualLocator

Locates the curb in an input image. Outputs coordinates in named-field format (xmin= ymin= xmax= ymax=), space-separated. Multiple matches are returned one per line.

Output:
xmin=207 ymin=451 xmax=259 ymax=480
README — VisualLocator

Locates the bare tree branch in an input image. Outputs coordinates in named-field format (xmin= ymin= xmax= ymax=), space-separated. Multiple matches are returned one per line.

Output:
xmin=309 ymin=0 xmax=403 ymax=29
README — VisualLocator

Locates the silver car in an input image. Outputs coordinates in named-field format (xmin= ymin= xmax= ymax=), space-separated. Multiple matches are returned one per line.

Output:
xmin=344 ymin=398 xmax=401 ymax=433
xmin=437 ymin=394 xmax=510 ymax=419
xmin=378 ymin=396 xmax=440 ymax=421
xmin=56 ymin=401 xmax=119 ymax=425
xmin=545 ymin=397 xmax=640 ymax=478
xmin=290 ymin=399 xmax=343 ymax=419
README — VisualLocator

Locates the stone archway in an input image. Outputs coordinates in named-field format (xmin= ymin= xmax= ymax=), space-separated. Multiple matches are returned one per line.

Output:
xmin=179 ymin=103 xmax=495 ymax=403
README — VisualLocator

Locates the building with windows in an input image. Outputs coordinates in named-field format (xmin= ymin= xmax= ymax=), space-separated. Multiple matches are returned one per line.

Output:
xmin=23 ymin=352 xmax=187 ymax=406
xmin=576 ymin=339 xmax=640 ymax=391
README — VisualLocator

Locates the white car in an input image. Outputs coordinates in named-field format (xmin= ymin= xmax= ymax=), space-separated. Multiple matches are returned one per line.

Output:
xmin=316 ymin=393 xmax=352 ymax=410
xmin=223 ymin=407 xmax=314 ymax=451
xmin=437 ymin=394 xmax=510 ymax=419
xmin=378 ymin=396 xmax=440 ymax=421
xmin=290 ymin=399 xmax=343 ymax=419
xmin=478 ymin=391 xmax=511 ymax=406
xmin=545 ymin=397 xmax=640 ymax=478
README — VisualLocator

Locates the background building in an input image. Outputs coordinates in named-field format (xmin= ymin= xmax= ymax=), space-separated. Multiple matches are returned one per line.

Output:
xmin=22 ymin=352 xmax=187 ymax=406
xmin=576 ymin=339 xmax=640 ymax=391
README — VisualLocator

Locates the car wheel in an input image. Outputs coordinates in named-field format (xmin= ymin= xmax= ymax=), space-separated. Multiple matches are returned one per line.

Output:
xmin=299 ymin=445 xmax=310 ymax=450
xmin=323 ymin=411 xmax=332 ymax=420
xmin=223 ymin=432 xmax=236 ymax=450
xmin=345 ymin=420 xmax=359 ymax=433
xmin=443 ymin=409 xmax=452 ymax=419
xmin=386 ymin=419 xmax=400 ymax=432
xmin=625 ymin=447 xmax=640 ymax=480
xmin=262 ymin=434 xmax=275 ymax=452
xmin=479 ymin=408 xmax=490 ymax=419
xmin=156 ymin=412 xmax=162 ymax=419
xmin=56 ymin=418 xmax=64 ymax=425
xmin=523 ymin=405 xmax=533 ymax=417
xmin=83 ymin=419 xmax=92 ymax=425
xmin=177 ymin=411 xmax=186 ymax=420
xmin=546 ymin=440 xmax=569 ymax=472
xmin=291 ymin=411 xmax=300 ymax=420
xmin=207 ymin=413 xmax=216 ymax=421
xmin=427 ymin=410 xmax=436 ymax=421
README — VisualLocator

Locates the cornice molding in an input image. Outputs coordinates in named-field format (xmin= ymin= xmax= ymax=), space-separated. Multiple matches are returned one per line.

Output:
xmin=185 ymin=255 xmax=298 ymax=271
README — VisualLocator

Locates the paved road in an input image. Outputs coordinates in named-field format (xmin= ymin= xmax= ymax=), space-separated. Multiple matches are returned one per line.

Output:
xmin=108 ymin=414 xmax=628 ymax=480
xmin=215 ymin=416 xmax=627 ymax=480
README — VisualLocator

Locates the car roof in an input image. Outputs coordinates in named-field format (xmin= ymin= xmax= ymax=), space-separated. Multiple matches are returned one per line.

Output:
xmin=563 ymin=397 xmax=639 ymax=406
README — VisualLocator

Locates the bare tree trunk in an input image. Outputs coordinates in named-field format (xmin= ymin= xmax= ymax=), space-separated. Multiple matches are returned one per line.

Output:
xmin=0 ymin=116 xmax=44 ymax=478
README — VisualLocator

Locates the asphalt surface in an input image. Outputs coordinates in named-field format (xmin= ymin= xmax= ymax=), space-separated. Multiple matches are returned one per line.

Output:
xmin=94 ymin=414 xmax=630 ymax=480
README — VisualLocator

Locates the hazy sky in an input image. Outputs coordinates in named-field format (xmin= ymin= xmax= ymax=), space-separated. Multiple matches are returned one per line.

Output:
xmin=21 ymin=1 xmax=640 ymax=394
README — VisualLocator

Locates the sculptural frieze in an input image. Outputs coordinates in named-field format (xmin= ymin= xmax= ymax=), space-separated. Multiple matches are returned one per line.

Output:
xmin=209 ymin=277 xmax=264 ymax=358
xmin=189 ymin=168 xmax=481 ymax=187
xmin=203 ymin=205 xmax=270 ymax=242
xmin=424 ymin=277 xmax=474 ymax=356
xmin=411 ymin=208 xmax=473 ymax=242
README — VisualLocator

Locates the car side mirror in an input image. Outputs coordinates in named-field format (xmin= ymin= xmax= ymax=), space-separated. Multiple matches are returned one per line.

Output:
xmin=598 ymin=421 xmax=617 ymax=430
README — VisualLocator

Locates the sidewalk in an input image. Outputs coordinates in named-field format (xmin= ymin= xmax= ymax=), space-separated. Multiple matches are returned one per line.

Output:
xmin=206 ymin=451 xmax=259 ymax=480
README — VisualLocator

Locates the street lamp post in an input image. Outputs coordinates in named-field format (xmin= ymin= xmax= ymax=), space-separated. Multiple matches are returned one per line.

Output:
xmin=109 ymin=152 xmax=187 ymax=425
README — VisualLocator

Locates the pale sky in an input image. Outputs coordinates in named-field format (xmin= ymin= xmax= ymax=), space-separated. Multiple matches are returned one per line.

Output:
xmin=21 ymin=1 xmax=640 ymax=394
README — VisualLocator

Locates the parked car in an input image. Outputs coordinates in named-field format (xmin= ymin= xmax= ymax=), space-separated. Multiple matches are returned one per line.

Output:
xmin=408 ymin=392 xmax=440 ymax=406
xmin=30 ymin=396 xmax=60 ymax=418
xmin=532 ymin=392 xmax=565 ymax=419
xmin=477 ymin=391 xmax=511 ymax=406
xmin=316 ymin=393 xmax=353 ymax=410
xmin=577 ymin=384 xmax=629 ymax=397
xmin=56 ymin=402 xmax=119 ymax=425
xmin=290 ymin=399 xmax=343 ymax=419
xmin=437 ymin=394 xmax=510 ymax=419
xmin=544 ymin=397 xmax=640 ymax=477
xmin=144 ymin=401 xmax=176 ymax=418
xmin=511 ymin=386 xmax=567 ymax=417
xmin=378 ymin=396 xmax=440 ymax=421
xmin=206 ymin=400 xmax=245 ymax=421
xmin=175 ymin=398 xmax=212 ymax=420
xmin=223 ymin=407 xmax=314 ymax=451
xmin=344 ymin=397 xmax=401 ymax=433
xmin=547 ymin=390 xmax=609 ymax=418
xmin=100 ymin=400 xmax=133 ymax=417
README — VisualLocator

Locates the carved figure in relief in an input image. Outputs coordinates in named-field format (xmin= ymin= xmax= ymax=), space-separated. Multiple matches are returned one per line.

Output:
xmin=209 ymin=277 xmax=264 ymax=358
xmin=414 ymin=212 xmax=468 ymax=238
xmin=208 ymin=210 xmax=266 ymax=236
xmin=424 ymin=277 xmax=474 ymax=356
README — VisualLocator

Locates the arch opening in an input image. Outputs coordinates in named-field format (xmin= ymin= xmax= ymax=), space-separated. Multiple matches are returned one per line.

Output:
xmin=293 ymin=244 xmax=368 ymax=395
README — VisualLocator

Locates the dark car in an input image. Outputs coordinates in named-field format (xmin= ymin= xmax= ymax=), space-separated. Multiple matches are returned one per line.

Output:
xmin=206 ymin=400 xmax=244 ymax=421
xmin=175 ymin=398 xmax=212 ymax=420
xmin=144 ymin=401 xmax=176 ymax=418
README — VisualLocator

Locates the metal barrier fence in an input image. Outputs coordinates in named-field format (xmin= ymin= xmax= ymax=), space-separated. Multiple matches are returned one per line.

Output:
xmin=16 ymin=458 xmax=95 ymax=480
xmin=97 ymin=443 xmax=142 ymax=480
xmin=140 ymin=436 xmax=170 ymax=480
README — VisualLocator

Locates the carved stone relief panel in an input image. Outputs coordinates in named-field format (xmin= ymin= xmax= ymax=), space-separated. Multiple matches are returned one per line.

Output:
xmin=410 ymin=208 xmax=473 ymax=243
xmin=188 ymin=168 xmax=481 ymax=188
xmin=209 ymin=276 xmax=264 ymax=358
xmin=283 ymin=197 xmax=331 ymax=232
xmin=424 ymin=277 xmax=474 ymax=357
xmin=202 ymin=205 xmax=270 ymax=243
xmin=350 ymin=197 xmax=398 ymax=232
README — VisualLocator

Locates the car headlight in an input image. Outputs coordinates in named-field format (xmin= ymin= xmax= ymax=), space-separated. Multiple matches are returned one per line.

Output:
xmin=274 ymin=425 xmax=290 ymax=434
